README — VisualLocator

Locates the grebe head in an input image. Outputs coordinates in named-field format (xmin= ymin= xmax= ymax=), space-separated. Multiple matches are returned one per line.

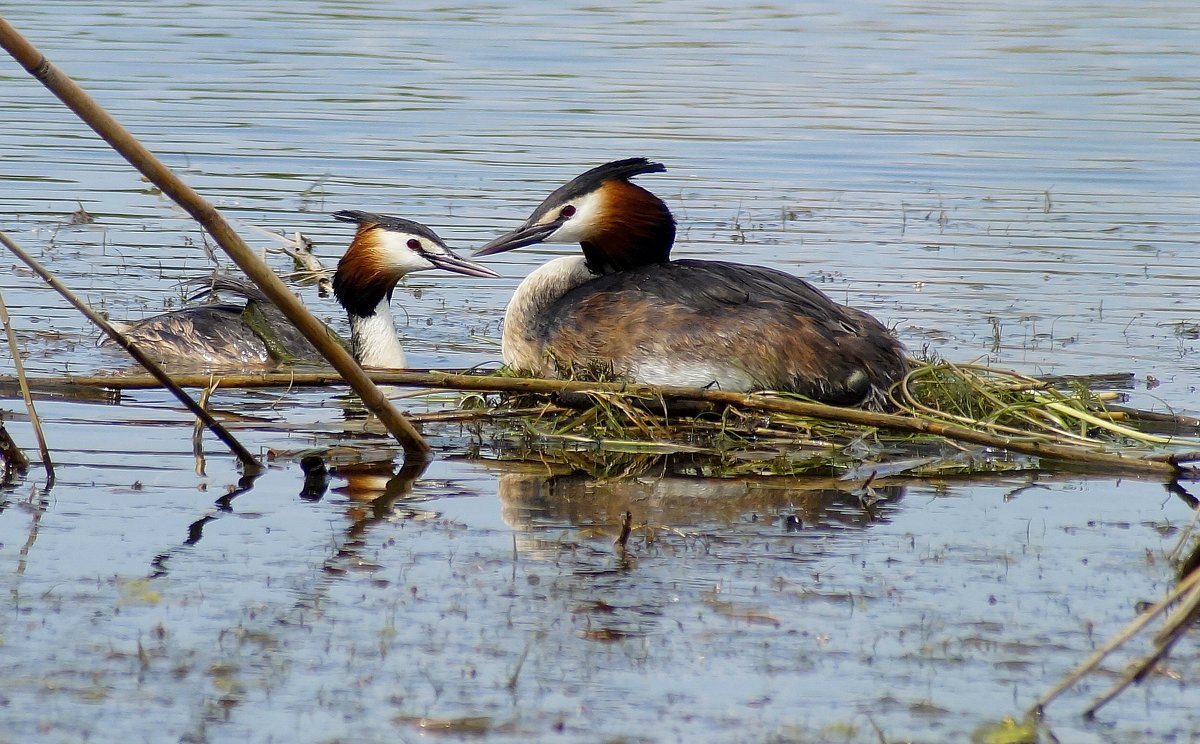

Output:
xmin=332 ymin=210 xmax=499 ymax=317
xmin=475 ymin=158 xmax=677 ymax=273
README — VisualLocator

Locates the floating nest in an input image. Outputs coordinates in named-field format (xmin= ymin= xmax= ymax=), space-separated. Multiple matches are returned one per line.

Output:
xmin=453 ymin=359 xmax=1200 ymax=481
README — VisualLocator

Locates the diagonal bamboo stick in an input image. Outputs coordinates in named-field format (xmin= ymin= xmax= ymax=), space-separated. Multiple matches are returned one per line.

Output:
xmin=0 ymin=17 xmax=429 ymax=457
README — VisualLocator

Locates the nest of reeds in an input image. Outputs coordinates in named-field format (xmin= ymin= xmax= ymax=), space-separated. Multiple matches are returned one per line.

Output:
xmin=462 ymin=359 xmax=1200 ymax=480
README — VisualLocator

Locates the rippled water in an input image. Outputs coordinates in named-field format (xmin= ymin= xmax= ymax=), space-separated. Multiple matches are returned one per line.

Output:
xmin=2 ymin=1 xmax=1199 ymax=741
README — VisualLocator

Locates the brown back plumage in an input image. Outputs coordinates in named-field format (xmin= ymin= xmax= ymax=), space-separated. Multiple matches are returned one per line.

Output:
xmin=516 ymin=260 xmax=907 ymax=406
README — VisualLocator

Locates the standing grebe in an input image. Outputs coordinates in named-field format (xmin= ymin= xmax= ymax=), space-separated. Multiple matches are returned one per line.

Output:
xmin=109 ymin=211 xmax=499 ymax=369
xmin=474 ymin=158 xmax=907 ymax=407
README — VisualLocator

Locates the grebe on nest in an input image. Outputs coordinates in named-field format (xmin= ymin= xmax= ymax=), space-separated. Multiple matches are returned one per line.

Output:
xmin=475 ymin=158 xmax=906 ymax=407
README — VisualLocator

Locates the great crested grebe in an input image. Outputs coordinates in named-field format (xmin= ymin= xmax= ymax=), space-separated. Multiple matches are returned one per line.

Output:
xmin=475 ymin=158 xmax=907 ymax=407
xmin=109 ymin=211 xmax=499 ymax=369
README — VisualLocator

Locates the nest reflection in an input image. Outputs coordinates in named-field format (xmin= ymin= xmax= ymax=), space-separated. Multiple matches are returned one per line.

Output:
xmin=489 ymin=454 xmax=905 ymax=543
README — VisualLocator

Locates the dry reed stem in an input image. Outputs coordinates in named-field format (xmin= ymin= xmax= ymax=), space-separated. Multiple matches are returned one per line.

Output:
xmin=1034 ymin=565 xmax=1200 ymax=714
xmin=1168 ymin=506 xmax=1200 ymax=563
xmin=9 ymin=366 xmax=1192 ymax=477
xmin=1084 ymin=570 xmax=1200 ymax=716
xmin=0 ymin=286 xmax=54 ymax=486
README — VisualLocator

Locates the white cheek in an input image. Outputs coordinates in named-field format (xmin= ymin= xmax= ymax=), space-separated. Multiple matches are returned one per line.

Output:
xmin=378 ymin=232 xmax=435 ymax=272
xmin=405 ymin=255 xmax=436 ymax=273
xmin=546 ymin=191 xmax=604 ymax=243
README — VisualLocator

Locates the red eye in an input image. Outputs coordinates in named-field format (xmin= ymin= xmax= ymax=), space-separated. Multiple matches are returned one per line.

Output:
xmin=407 ymin=239 xmax=421 ymax=250
xmin=560 ymin=205 xmax=576 ymax=218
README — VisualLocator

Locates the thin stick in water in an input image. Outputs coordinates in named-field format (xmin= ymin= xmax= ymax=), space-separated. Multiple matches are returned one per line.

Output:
xmin=615 ymin=510 xmax=633 ymax=550
xmin=0 ymin=286 xmax=54 ymax=487
xmin=1033 ymin=565 xmax=1200 ymax=713
xmin=1084 ymin=571 xmax=1200 ymax=717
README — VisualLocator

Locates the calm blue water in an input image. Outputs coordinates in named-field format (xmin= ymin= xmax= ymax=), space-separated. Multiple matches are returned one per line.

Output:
xmin=1 ymin=1 xmax=1199 ymax=741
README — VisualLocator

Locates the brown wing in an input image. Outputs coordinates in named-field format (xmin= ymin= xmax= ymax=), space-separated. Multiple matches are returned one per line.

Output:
xmin=535 ymin=260 xmax=906 ymax=404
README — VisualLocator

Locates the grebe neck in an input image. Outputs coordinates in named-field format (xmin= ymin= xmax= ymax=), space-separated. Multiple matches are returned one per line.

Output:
xmin=502 ymin=256 xmax=594 ymax=368
xmin=349 ymin=299 xmax=406 ymax=368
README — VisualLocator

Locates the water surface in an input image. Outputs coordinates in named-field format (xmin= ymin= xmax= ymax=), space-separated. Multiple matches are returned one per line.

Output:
xmin=2 ymin=1 xmax=1199 ymax=741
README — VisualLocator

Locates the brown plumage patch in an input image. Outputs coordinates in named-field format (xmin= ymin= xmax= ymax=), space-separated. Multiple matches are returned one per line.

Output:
xmin=333 ymin=226 xmax=399 ymax=317
xmin=580 ymin=180 xmax=676 ymax=273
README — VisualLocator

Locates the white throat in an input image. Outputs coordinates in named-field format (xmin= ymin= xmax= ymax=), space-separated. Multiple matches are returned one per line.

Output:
xmin=349 ymin=299 xmax=407 ymax=368
xmin=502 ymin=255 xmax=596 ymax=370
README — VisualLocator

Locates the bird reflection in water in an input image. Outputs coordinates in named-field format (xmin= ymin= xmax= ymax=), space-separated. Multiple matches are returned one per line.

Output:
xmin=296 ymin=456 xmax=437 ymax=575
xmin=487 ymin=454 xmax=905 ymax=562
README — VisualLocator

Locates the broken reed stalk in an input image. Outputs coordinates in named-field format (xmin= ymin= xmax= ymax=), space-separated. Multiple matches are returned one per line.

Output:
xmin=1084 ymin=569 xmax=1200 ymax=717
xmin=1033 ymin=564 xmax=1200 ymax=716
xmin=0 ymin=18 xmax=429 ymax=457
xmin=16 ymin=368 xmax=1195 ymax=478
xmin=0 ymin=286 xmax=54 ymax=486
xmin=614 ymin=510 xmax=633 ymax=550
xmin=0 ymin=422 xmax=29 ymax=476
xmin=0 ymin=230 xmax=262 ymax=473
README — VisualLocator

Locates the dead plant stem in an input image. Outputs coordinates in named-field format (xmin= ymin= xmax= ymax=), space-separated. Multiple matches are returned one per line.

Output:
xmin=10 ymin=368 xmax=1189 ymax=478
xmin=1084 ymin=572 xmax=1200 ymax=716
xmin=1033 ymin=565 xmax=1200 ymax=713
xmin=0 ymin=286 xmax=53 ymax=486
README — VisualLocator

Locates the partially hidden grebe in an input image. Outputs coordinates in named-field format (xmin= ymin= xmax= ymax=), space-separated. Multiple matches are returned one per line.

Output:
xmin=475 ymin=158 xmax=907 ymax=407
xmin=108 ymin=211 xmax=498 ymax=369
